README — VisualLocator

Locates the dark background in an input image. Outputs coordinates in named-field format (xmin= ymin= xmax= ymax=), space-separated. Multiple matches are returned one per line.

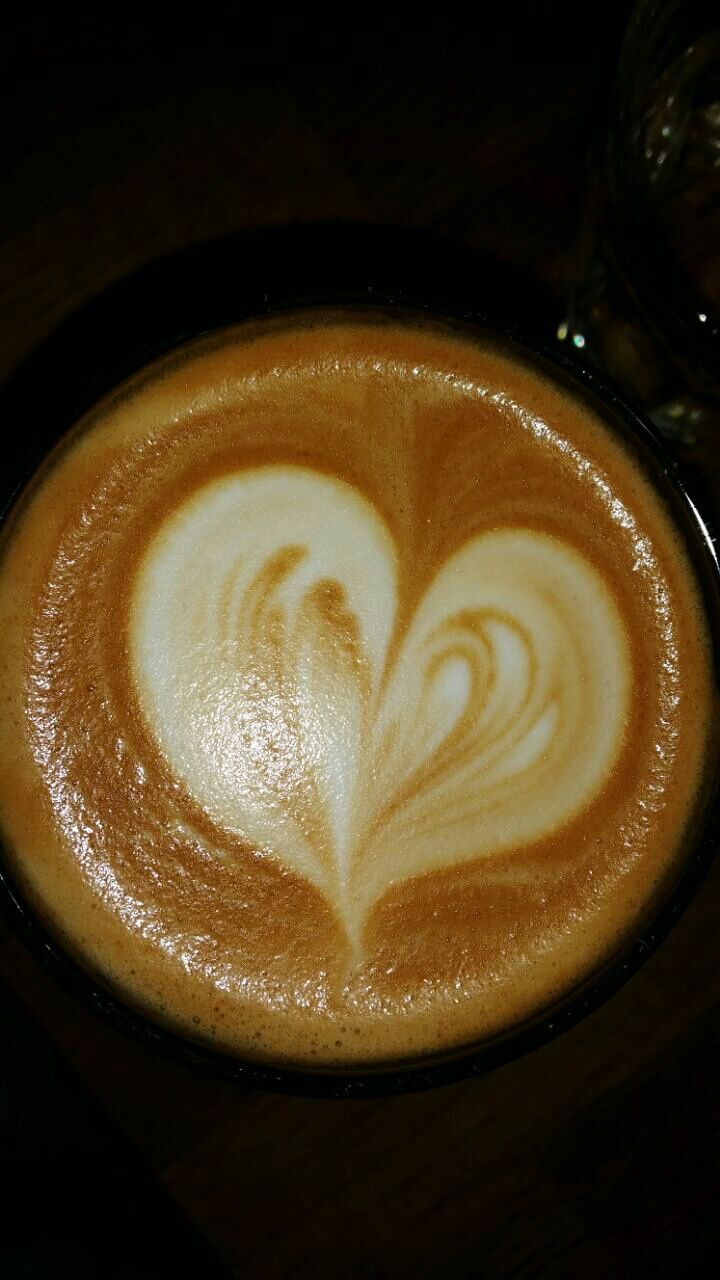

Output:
xmin=2 ymin=3 xmax=720 ymax=1277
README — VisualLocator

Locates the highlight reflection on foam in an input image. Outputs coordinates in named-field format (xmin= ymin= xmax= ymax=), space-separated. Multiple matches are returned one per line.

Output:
xmin=131 ymin=464 xmax=631 ymax=947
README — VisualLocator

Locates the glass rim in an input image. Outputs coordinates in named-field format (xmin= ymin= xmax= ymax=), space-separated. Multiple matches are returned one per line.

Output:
xmin=1 ymin=250 xmax=719 ymax=1098
xmin=606 ymin=0 xmax=720 ymax=389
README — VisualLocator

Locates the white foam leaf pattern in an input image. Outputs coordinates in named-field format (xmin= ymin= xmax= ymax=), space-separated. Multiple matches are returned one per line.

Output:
xmin=131 ymin=466 xmax=630 ymax=948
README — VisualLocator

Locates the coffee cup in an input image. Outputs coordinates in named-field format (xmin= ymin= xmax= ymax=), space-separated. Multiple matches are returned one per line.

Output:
xmin=1 ymin=273 xmax=718 ymax=1096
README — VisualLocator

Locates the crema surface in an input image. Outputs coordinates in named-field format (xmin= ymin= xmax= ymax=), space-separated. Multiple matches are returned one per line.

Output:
xmin=0 ymin=316 xmax=714 ymax=1066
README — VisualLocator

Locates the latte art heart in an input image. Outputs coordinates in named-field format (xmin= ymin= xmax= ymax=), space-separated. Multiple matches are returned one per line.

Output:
xmin=2 ymin=317 xmax=712 ymax=1068
xmin=131 ymin=465 xmax=630 ymax=946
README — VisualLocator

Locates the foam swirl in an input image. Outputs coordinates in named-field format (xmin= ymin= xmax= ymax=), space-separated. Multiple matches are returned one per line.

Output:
xmin=131 ymin=464 xmax=630 ymax=947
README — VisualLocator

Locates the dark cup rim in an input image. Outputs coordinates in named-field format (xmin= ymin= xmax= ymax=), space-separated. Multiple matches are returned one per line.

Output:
xmin=1 ymin=233 xmax=719 ymax=1098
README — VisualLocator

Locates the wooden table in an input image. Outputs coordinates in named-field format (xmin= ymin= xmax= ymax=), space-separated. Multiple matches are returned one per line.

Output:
xmin=2 ymin=5 xmax=719 ymax=1276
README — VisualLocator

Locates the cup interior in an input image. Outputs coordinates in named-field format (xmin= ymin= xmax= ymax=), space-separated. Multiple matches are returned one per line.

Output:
xmin=1 ymin=246 xmax=719 ymax=1096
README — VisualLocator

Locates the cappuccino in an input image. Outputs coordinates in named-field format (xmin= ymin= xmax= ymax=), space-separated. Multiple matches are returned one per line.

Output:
xmin=0 ymin=314 xmax=715 ymax=1066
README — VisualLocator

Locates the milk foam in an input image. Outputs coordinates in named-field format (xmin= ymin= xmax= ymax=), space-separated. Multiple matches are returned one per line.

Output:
xmin=131 ymin=464 xmax=631 ymax=948
xmin=0 ymin=315 xmax=712 ymax=1068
